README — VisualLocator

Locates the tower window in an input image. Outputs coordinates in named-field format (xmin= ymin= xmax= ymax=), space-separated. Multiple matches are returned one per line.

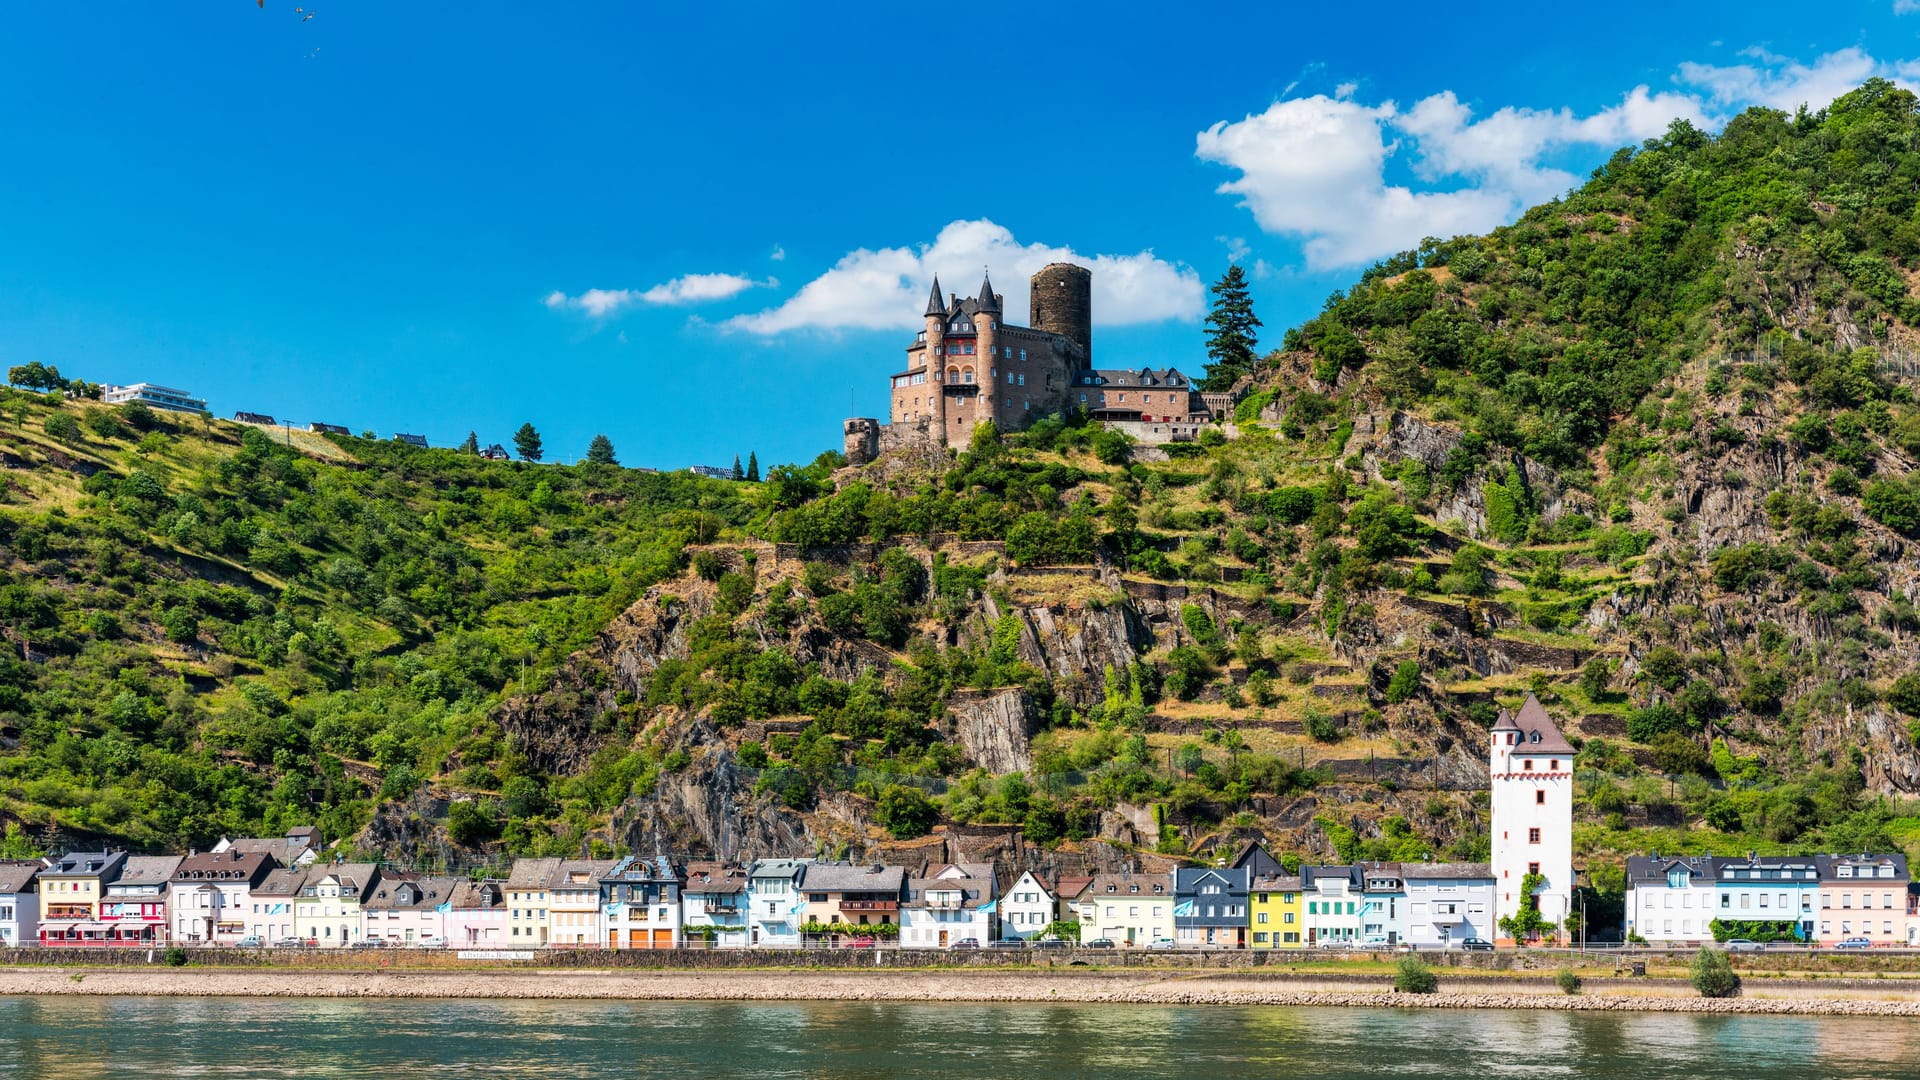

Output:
xmin=1535 ymin=790 xmax=1545 ymax=805
xmin=1020 ymin=349 xmax=1027 ymax=361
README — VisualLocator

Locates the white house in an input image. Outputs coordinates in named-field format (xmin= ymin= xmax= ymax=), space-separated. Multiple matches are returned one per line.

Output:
xmin=1490 ymin=694 xmax=1574 ymax=937
xmin=1300 ymin=865 xmax=1364 ymax=947
xmin=901 ymin=863 xmax=997 ymax=949
xmin=997 ymin=870 xmax=1058 ymax=941
xmin=361 ymin=875 xmax=458 ymax=946
xmin=169 ymin=850 xmax=276 ymax=945
xmin=101 ymin=382 xmax=207 ymax=414
xmin=0 ymin=860 xmax=41 ymax=947
xmin=249 ymin=867 xmax=307 ymax=943
xmin=683 ymin=862 xmax=749 ymax=948
xmin=1401 ymin=863 xmax=1496 ymax=948
xmin=601 ymin=855 xmax=682 ymax=950
xmin=213 ymin=826 xmax=322 ymax=868
xmin=746 ymin=858 xmax=809 ymax=948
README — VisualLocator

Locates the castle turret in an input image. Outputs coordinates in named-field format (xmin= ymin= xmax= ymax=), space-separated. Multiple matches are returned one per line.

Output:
xmin=976 ymin=270 xmax=999 ymax=423
xmin=1029 ymin=262 xmax=1092 ymax=369
xmin=924 ymin=274 xmax=947 ymax=432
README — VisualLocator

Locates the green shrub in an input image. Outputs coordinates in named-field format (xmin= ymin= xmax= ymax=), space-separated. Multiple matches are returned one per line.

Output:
xmin=1689 ymin=947 xmax=1739 ymax=998
xmin=163 ymin=946 xmax=188 ymax=967
xmin=1385 ymin=660 xmax=1422 ymax=704
xmin=1555 ymin=968 xmax=1582 ymax=995
xmin=1394 ymin=954 xmax=1438 ymax=994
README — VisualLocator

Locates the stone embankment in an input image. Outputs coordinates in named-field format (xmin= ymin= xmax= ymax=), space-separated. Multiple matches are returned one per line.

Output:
xmin=6 ymin=968 xmax=1920 ymax=1015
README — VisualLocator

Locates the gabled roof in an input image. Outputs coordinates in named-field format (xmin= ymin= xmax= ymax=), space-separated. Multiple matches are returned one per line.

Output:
xmin=0 ymin=860 xmax=43 ymax=894
xmin=1074 ymin=367 xmax=1191 ymax=389
xmin=506 ymin=857 xmax=563 ymax=889
xmin=554 ymin=859 xmax=619 ymax=888
xmin=1173 ymin=866 xmax=1249 ymax=892
xmin=1055 ymin=875 xmax=1095 ymax=902
xmin=747 ymin=858 xmax=809 ymax=881
xmin=1623 ymin=855 xmax=1715 ymax=886
xmin=1816 ymin=853 xmax=1911 ymax=882
xmin=305 ymin=863 xmax=380 ymax=902
xmin=604 ymin=855 xmax=681 ymax=884
xmin=1301 ymin=865 xmax=1364 ymax=888
xmin=1501 ymin=693 xmax=1575 ymax=754
xmin=799 ymin=862 xmax=906 ymax=894
xmin=109 ymin=855 xmax=183 ymax=888
xmin=254 ymin=867 xmax=310 ymax=898
xmin=683 ymin=862 xmax=747 ymax=895
xmin=448 ymin=879 xmax=507 ymax=911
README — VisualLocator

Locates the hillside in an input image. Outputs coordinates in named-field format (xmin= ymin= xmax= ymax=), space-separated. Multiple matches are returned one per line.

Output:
xmin=8 ymin=80 xmax=1920 ymax=909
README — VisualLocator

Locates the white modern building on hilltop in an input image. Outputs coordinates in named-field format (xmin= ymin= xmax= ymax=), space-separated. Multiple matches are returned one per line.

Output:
xmin=101 ymin=383 xmax=207 ymax=414
xmin=1490 ymin=694 xmax=1574 ymax=938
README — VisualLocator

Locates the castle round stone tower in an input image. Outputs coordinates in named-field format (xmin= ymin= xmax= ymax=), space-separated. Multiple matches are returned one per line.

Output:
xmin=1028 ymin=262 xmax=1093 ymax=367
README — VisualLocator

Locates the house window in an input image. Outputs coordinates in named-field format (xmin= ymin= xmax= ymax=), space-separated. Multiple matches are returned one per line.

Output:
xmin=1528 ymin=828 xmax=1540 ymax=844
xmin=1257 ymin=912 xmax=1268 ymax=924
xmin=1524 ymin=760 xmax=1533 ymax=771
xmin=1535 ymin=790 xmax=1545 ymax=805
xmin=1528 ymin=863 xmax=1540 ymax=877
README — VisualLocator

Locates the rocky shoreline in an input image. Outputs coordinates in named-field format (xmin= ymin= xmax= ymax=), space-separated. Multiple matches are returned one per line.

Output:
xmin=4 ymin=968 xmax=1920 ymax=1015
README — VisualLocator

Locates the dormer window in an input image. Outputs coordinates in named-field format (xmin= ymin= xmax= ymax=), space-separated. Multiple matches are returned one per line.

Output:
xmin=1529 ymin=731 xmax=1541 ymax=743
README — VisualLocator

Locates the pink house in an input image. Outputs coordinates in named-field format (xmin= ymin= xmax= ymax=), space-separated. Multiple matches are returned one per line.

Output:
xmin=444 ymin=879 xmax=508 ymax=946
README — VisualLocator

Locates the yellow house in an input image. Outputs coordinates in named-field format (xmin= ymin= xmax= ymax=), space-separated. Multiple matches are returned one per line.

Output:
xmin=293 ymin=863 xmax=380 ymax=948
xmin=37 ymin=851 xmax=127 ymax=946
xmin=507 ymin=857 xmax=561 ymax=945
xmin=1251 ymin=874 xmax=1304 ymax=949
xmin=1074 ymin=872 xmax=1174 ymax=947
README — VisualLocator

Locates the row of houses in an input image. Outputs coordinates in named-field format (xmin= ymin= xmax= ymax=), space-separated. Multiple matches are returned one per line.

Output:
xmin=1625 ymin=852 xmax=1919 ymax=947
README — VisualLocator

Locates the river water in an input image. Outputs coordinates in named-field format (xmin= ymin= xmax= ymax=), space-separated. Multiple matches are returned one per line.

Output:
xmin=0 ymin=997 xmax=1915 ymax=1078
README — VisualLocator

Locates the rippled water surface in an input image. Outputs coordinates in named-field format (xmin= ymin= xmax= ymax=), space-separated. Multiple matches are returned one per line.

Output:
xmin=1 ymin=996 xmax=1917 ymax=1078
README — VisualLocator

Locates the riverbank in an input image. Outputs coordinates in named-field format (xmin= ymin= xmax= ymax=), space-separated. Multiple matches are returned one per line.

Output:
xmin=9 ymin=967 xmax=1920 ymax=1015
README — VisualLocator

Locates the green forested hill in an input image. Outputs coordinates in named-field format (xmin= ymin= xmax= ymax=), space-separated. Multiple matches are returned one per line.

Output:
xmin=9 ymin=81 xmax=1920 ymax=884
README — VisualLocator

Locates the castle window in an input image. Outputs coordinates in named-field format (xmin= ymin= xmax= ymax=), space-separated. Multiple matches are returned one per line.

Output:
xmin=1017 ymin=374 xmax=1025 ymax=386
xmin=1020 ymin=349 xmax=1027 ymax=361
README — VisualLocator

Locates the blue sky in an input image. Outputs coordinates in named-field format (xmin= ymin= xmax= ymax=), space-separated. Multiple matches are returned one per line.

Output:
xmin=3 ymin=3 xmax=1918 ymax=469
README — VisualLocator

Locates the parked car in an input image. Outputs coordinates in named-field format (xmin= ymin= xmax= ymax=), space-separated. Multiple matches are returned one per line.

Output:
xmin=1458 ymin=938 xmax=1495 ymax=952
xmin=233 ymin=936 xmax=264 ymax=948
xmin=1031 ymin=938 xmax=1068 ymax=950
xmin=1724 ymin=939 xmax=1763 ymax=952
xmin=845 ymin=936 xmax=876 ymax=949
xmin=1082 ymin=938 xmax=1116 ymax=949
xmin=1835 ymin=937 xmax=1875 ymax=949
xmin=949 ymin=938 xmax=979 ymax=949
xmin=415 ymin=936 xmax=447 ymax=949
xmin=273 ymin=937 xmax=308 ymax=948
xmin=1146 ymin=937 xmax=1177 ymax=950
xmin=988 ymin=938 xmax=1025 ymax=949
xmin=349 ymin=939 xmax=385 ymax=949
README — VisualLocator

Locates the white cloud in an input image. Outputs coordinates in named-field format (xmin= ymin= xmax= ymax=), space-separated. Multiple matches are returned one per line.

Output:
xmin=1676 ymin=47 xmax=1883 ymax=112
xmin=543 ymin=273 xmax=769 ymax=318
xmin=724 ymin=219 xmax=1202 ymax=336
xmin=1199 ymin=48 xmax=1916 ymax=270
xmin=770 ymin=245 xmax=786 ymax=262
xmin=1899 ymin=1 xmax=1920 ymax=14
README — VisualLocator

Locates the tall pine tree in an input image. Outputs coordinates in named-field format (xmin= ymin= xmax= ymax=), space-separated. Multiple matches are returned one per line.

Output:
xmin=731 ymin=454 xmax=743 ymax=480
xmin=1201 ymin=264 xmax=1261 ymax=391
xmin=586 ymin=433 xmax=617 ymax=465
xmin=459 ymin=431 xmax=480 ymax=455
xmin=745 ymin=451 xmax=759 ymax=482
xmin=513 ymin=422 xmax=543 ymax=462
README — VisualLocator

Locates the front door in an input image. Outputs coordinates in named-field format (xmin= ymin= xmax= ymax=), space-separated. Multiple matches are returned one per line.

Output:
xmin=609 ymin=930 xmax=619 ymax=949
xmin=939 ymin=929 xmax=949 ymax=947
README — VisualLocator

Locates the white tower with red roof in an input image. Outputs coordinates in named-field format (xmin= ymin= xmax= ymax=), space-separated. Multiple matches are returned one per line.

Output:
xmin=1490 ymin=693 xmax=1574 ymax=936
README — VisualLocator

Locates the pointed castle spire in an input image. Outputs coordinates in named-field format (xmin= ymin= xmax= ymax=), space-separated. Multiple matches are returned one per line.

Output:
xmin=925 ymin=275 xmax=946 ymax=316
xmin=975 ymin=268 xmax=1000 ymax=313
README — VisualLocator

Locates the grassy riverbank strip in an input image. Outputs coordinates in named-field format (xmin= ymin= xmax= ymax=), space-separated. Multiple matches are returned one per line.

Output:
xmin=6 ymin=968 xmax=1920 ymax=1015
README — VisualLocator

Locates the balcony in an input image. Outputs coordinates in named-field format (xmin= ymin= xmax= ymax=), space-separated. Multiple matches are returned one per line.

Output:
xmin=840 ymin=900 xmax=900 ymax=914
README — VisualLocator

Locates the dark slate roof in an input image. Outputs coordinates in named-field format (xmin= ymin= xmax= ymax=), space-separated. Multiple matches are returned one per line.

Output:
xmin=1173 ymin=866 xmax=1249 ymax=894
xmin=42 ymin=851 xmax=126 ymax=878
xmin=800 ymin=862 xmax=906 ymax=894
xmin=975 ymin=271 xmax=1000 ymax=313
xmin=1502 ymin=693 xmax=1575 ymax=754
xmin=1816 ymin=853 xmax=1911 ymax=882
xmin=366 ymin=875 xmax=460 ymax=912
xmin=1231 ymin=841 xmax=1283 ymax=878
xmin=1623 ymin=855 xmax=1715 ymax=886
xmin=925 ymin=275 xmax=945 ymax=316
xmin=1083 ymin=873 xmax=1171 ymax=898
xmin=254 ymin=867 xmax=311 ymax=898
xmin=1301 ymin=865 xmax=1364 ymax=889
xmin=173 ymin=850 xmax=275 ymax=884
xmin=604 ymin=855 xmax=681 ymax=884
xmin=1073 ymin=367 xmax=1192 ymax=389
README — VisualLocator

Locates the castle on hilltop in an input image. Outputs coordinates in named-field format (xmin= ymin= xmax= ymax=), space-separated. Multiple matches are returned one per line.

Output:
xmin=844 ymin=263 xmax=1218 ymax=462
